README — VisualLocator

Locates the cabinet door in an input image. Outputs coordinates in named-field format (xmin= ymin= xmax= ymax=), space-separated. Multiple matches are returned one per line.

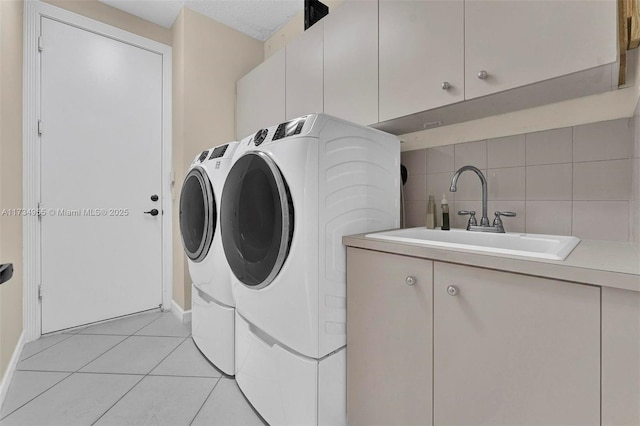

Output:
xmin=285 ymin=20 xmax=323 ymax=120
xmin=347 ymin=248 xmax=433 ymax=426
xmin=602 ymin=287 xmax=640 ymax=426
xmin=379 ymin=0 xmax=463 ymax=122
xmin=465 ymin=0 xmax=617 ymax=100
xmin=236 ymin=48 xmax=285 ymax=140
xmin=434 ymin=262 xmax=600 ymax=425
xmin=323 ymin=0 xmax=378 ymax=126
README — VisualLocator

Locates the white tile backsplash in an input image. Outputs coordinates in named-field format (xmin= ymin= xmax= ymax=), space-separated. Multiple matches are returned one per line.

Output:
xmin=488 ymin=135 xmax=525 ymax=168
xmin=402 ymin=117 xmax=639 ymax=242
xmin=526 ymin=164 xmax=573 ymax=201
xmin=425 ymin=145 xmax=454 ymax=174
xmin=572 ymin=201 xmax=630 ymax=241
xmin=487 ymin=167 xmax=526 ymax=201
xmin=573 ymin=159 xmax=631 ymax=201
xmin=401 ymin=149 xmax=426 ymax=176
xmin=454 ymin=140 xmax=487 ymax=170
xmin=525 ymin=127 xmax=573 ymax=165
xmin=525 ymin=201 xmax=573 ymax=236
xmin=403 ymin=173 xmax=426 ymax=201
xmin=573 ymin=119 xmax=632 ymax=163
xmin=404 ymin=200 xmax=427 ymax=228
xmin=425 ymin=172 xmax=455 ymax=204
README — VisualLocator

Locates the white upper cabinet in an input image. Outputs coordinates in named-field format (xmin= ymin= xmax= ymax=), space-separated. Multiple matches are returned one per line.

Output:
xmin=379 ymin=0 xmax=464 ymax=122
xmin=323 ymin=0 xmax=378 ymax=126
xmin=286 ymin=21 xmax=324 ymax=121
xmin=236 ymin=48 xmax=286 ymax=140
xmin=464 ymin=0 xmax=618 ymax=100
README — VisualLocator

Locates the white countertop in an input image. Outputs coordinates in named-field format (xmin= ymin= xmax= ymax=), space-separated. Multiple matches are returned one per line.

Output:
xmin=343 ymin=231 xmax=640 ymax=292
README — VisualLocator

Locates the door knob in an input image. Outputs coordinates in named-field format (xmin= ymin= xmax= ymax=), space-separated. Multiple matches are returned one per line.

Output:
xmin=144 ymin=209 xmax=159 ymax=216
xmin=447 ymin=285 xmax=458 ymax=296
xmin=406 ymin=276 xmax=416 ymax=286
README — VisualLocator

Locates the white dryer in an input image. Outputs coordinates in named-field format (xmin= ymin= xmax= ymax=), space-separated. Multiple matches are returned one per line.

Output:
xmin=179 ymin=141 xmax=238 ymax=375
xmin=221 ymin=114 xmax=399 ymax=425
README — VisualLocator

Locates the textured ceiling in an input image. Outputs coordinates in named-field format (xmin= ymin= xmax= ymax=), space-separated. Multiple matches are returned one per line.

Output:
xmin=98 ymin=0 xmax=302 ymax=41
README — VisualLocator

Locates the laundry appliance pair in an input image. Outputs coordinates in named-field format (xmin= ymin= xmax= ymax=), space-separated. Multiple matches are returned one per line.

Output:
xmin=179 ymin=141 xmax=238 ymax=376
xmin=220 ymin=114 xmax=400 ymax=425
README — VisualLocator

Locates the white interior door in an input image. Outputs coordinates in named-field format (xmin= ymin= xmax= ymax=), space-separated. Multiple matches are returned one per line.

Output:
xmin=40 ymin=17 xmax=163 ymax=333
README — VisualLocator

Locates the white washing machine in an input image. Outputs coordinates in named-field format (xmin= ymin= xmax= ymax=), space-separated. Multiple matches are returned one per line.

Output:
xmin=179 ymin=141 xmax=238 ymax=375
xmin=220 ymin=114 xmax=400 ymax=425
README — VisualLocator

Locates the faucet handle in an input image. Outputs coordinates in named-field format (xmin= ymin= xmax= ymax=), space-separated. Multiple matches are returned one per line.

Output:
xmin=493 ymin=211 xmax=516 ymax=233
xmin=458 ymin=210 xmax=477 ymax=229
xmin=495 ymin=211 xmax=516 ymax=218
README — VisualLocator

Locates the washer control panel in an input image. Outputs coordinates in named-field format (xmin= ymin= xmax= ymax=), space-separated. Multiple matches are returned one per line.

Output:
xmin=209 ymin=144 xmax=228 ymax=159
xmin=198 ymin=150 xmax=209 ymax=163
xmin=273 ymin=117 xmax=306 ymax=142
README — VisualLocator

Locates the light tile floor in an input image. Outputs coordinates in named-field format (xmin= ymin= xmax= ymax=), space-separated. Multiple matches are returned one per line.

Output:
xmin=0 ymin=311 xmax=266 ymax=426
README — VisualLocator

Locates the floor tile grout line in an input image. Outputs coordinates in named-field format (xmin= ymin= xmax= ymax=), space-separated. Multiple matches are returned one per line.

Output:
xmin=80 ymin=332 xmax=188 ymax=376
xmin=89 ymin=374 xmax=147 ymax=426
xmin=188 ymin=377 xmax=222 ymax=426
xmin=18 ymin=333 xmax=76 ymax=363
xmin=0 ymin=372 xmax=73 ymax=421
xmin=90 ymin=329 xmax=183 ymax=425
xmin=5 ymin=316 xmax=195 ymax=424
xmin=127 ymin=312 xmax=168 ymax=336
xmin=144 ymin=336 xmax=191 ymax=376
xmin=90 ymin=336 xmax=192 ymax=425
xmin=75 ymin=333 xmax=188 ymax=338
xmin=74 ymin=335 xmax=134 ymax=374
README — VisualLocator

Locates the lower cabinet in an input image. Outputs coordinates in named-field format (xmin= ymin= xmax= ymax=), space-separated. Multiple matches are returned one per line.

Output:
xmin=346 ymin=248 xmax=602 ymax=425
xmin=346 ymin=247 xmax=433 ymax=426
xmin=433 ymin=262 xmax=600 ymax=426
xmin=602 ymin=287 xmax=640 ymax=425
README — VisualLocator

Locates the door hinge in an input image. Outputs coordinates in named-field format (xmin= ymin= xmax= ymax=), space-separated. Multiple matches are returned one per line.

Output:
xmin=38 ymin=285 xmax=43 ymax=300
xmin=37 ymin=120 xmax=43 ymax=136
xmin=37 ymin=202 xmax=43 ymax=220
xmin=38 ymin=36 xmax=43 ymax=52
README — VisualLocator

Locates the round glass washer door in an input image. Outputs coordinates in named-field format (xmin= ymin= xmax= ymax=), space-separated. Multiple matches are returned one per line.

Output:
xmin=179 ymin=166 xmax=215 ymax=263
xmin=221 ymin=151 xmax=294 ymax=289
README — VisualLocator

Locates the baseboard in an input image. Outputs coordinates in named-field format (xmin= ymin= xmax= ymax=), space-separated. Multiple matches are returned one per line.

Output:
xmin=0 ymin=331 xmax=25 ymax=409
xmin=171 ymin=299 xmax=192 ymax=324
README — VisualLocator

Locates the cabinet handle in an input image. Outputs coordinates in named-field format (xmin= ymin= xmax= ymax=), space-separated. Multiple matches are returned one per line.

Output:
xmin=477 ymin=70 xmax=488 ymax=80
xmin=406 ymin=276 xmax=416 ymax=286
xmin=447 ymin=285 xmax=458 ymax=296
xmin=441 ymin=81 xmax=451 ymax=90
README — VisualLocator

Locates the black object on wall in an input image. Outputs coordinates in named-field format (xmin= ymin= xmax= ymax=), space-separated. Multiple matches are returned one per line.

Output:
xmin=305 ymin=0 xmax=329 ymax=30
xmin=0 ymin=263 xmax=14 ymax=285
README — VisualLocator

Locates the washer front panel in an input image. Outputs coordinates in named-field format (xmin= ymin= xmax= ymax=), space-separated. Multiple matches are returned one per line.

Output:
xmin=179 ymin=166 xmax=215 ymax=262
xmin=221 ymin=151 xmax=294 ymax=289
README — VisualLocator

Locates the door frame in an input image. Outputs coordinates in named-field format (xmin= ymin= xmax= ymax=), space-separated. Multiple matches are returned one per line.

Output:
xmin=23 ymin=0 xmax=173 ymax=341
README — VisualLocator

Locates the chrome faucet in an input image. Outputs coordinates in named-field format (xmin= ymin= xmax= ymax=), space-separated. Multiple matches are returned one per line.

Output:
xmin=449 ymin=165 xmax=516 ymax=233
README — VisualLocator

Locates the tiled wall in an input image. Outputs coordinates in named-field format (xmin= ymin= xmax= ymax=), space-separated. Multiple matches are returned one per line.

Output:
xmin=401 ymin=118 xmax=639 ymax=242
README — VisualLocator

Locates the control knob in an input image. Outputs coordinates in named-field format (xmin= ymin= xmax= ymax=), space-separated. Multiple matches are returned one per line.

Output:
xmin=254 ymin=129 xmax=268 ymax=146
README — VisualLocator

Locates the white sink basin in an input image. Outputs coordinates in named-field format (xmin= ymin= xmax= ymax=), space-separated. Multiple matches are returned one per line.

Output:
xmin=365 ymin=227 xmax=580 ymax=260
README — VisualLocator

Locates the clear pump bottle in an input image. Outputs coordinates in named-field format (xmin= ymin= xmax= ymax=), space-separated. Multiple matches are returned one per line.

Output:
xmin=426 ymin=195 xmax=437 ymax=229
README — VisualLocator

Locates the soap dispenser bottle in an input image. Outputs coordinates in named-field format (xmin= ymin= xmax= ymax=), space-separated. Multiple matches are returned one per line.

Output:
xmin=441 ymin=193 xmax=450 ymax=231
xmin=426 ymin=195 xmax=437 ymax=229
